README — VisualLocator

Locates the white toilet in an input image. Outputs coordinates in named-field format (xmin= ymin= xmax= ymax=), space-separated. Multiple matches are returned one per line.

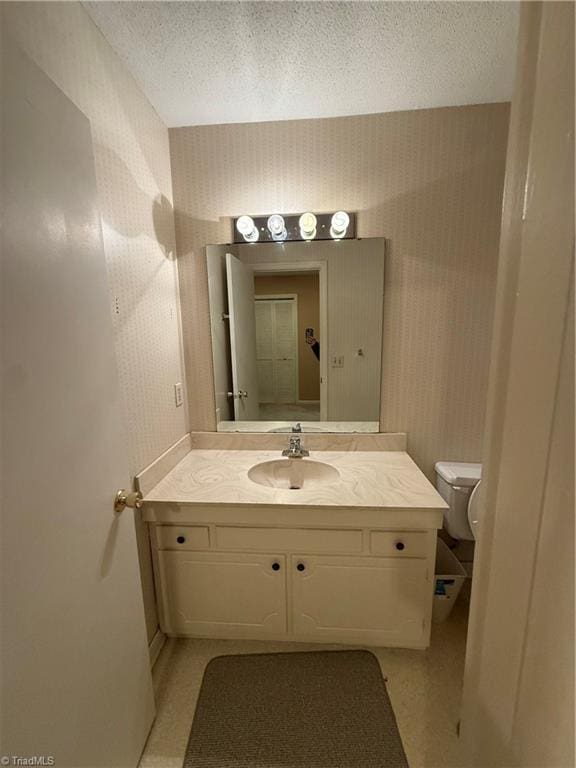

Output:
xmin=434 ymin=462 xmax=482 ymax=541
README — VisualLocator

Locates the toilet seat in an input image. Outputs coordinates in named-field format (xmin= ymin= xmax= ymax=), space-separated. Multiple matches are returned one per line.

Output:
xmin=467 ymin=480 xmax=482 ymax=539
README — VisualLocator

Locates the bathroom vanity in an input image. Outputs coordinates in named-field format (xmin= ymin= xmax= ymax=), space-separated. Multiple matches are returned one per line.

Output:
xmin=142 ymin=444 xmax=447 ymax=649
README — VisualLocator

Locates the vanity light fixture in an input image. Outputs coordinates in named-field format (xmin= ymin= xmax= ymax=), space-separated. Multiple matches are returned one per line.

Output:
xmin=267 ymin=214 xmax=287 ymax=241
xmin=298 ymin=212 xmax=317 ymax=240
xmin=236 ymin=215 xmax=259 ymax=242
xmin=330 ymin=210 xmax=350 ymax=239
xmin=232 ymin=211 xmax=355 ymax=243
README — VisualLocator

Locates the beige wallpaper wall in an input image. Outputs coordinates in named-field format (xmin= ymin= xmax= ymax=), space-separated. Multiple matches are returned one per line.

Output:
xmin=2 ymin=2 xmax=187 ymax=643
xmin=3 ymin=2 xmax=187 ymax=479
xmin=170 ymin=104 xmax=509 ymax=477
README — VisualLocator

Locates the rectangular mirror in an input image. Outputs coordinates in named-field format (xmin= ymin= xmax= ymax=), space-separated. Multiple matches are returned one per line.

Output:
xmin=206 ymin=238 xmax=385 ymax=433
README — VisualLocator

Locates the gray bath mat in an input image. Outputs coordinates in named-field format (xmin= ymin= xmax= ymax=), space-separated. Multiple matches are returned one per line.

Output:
xmin=182 ymin=650 xmax=409 ymax=768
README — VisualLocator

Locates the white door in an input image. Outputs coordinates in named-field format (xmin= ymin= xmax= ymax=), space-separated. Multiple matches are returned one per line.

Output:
xmin=1 ymin=37 xmax=154 ymax=767
xmin=255 ymin=298 xmax=298 ymax=403
xmin=460 ymin=5 xmax=575 ymax=764
xmin=226 ymin=253 xmax=260 ymax=419
xmin=157 ymin=551 xmax=287 ymax=637
xmin=290 ymin=555 xmax=430 ymax=647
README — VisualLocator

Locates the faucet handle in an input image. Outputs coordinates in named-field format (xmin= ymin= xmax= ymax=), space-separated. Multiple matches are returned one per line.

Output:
xmin=292 ymin=422 xmax=302 ymax=433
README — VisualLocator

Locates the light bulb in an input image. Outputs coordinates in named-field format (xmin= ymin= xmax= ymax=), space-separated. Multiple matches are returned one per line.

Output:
xmin=236 ymin=215 xmax=259 ymax=242
xmin=299 ymin=212 xmax=317 ymax=240
xmin=267 ymin=214 xmax=287 ymax=241
xmin=330 ymin=210 xmax=350 ymax=239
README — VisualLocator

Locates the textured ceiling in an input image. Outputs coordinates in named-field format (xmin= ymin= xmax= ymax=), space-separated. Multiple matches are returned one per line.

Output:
xmin=84 ymin=1 xmax=519 ymax=128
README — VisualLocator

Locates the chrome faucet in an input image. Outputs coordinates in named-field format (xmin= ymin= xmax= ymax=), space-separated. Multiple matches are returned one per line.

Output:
xmin=292 ymin=422 xmax=302 ymax=433
xmin=282 ymin=434 xmax=309 ymax=459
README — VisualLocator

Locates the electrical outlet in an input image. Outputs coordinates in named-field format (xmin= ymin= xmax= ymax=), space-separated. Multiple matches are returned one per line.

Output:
xmin=174 ymin=382 xmax=184 ymax=407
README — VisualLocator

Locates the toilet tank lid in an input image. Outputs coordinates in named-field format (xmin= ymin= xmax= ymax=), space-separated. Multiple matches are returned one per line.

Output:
xmin=435 ymin=461 xmax=482 ymax=487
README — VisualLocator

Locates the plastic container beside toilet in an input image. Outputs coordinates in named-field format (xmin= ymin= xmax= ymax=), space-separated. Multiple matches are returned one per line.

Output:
xmin=433 ymin=539 xmax=467 ymax=623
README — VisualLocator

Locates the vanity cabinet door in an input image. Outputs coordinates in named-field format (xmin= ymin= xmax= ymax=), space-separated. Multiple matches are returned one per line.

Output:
xmin=290 ymin=554 xmax=430 ymax=648
xmin=158 ymin=551 xmax=287 ymax=637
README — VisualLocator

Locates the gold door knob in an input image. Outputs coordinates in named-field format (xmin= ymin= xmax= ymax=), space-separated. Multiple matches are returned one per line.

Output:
xmin=114 ymin=489 xmax=143 ymax=513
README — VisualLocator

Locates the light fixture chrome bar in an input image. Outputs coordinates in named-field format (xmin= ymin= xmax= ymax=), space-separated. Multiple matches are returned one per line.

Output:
xmin=232 ymin=211 xmax=355 ymax=243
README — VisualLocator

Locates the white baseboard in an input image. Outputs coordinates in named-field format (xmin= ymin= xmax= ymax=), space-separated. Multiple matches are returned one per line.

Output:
xmin=149 ymin=629 xmax=166 ymax=667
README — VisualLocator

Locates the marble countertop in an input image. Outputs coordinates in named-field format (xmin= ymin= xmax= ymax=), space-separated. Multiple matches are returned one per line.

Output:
xmin=143 ymin=449 xmax=448 ymax=511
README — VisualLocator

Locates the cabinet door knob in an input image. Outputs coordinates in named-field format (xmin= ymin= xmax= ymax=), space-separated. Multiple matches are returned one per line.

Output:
xmin=272 ymin=561 xmax=281 ymax=571
xmin=395 ymin=541 xmax=405 ymax=551
xmin=177 ymin=535 xmax=186 ymax=544
xmin=296 ymin=562 xmax=306 ymax=572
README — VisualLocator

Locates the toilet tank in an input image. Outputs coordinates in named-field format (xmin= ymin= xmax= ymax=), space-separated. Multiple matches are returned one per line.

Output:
xmin=434 ymin=462 xmax=481 ymax=541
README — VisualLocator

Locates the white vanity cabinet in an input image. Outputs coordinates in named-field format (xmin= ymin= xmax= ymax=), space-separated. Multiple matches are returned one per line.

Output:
xmin=150 ymin=514 xmax=439 ymax=649
xmin=156 ymin=550 xmax=287 ymax=637
xmin=290 ymin=554 xmax=430 ymax=646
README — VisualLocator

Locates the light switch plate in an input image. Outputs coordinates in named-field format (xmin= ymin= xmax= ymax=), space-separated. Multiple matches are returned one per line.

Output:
xmin=174 ymin=382 xmax=184 ymax=407
xmin=330 ymin=355 xmax=344 ymax=368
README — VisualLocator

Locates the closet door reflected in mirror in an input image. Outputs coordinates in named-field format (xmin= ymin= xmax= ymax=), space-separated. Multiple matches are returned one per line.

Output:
xmin=255 ymin=296 xmax=299 ymax=407
xmin=206 ymin=238 xmax=385 ymax=433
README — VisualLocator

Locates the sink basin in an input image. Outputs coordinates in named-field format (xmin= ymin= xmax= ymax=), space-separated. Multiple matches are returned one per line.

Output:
xmin=247 ymin=459 xmax=341 ymax=490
